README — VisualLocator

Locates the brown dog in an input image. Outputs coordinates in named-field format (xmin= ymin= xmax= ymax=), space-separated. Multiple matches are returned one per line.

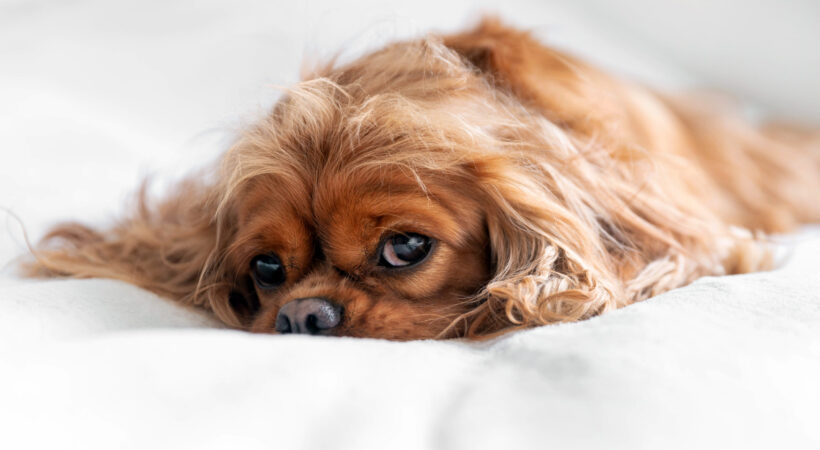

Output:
xmin=28 ymin=19 xmax=820 ymax=340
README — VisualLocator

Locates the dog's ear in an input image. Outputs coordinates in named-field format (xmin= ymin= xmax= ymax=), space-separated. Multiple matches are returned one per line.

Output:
xmin=463 ymin=155 xmax=622 ymax=336
xmin=465 ymin=147 xmax=729 ymax=336
xmin=25 ymin=179 xmax=256 ymax=328
xmin=442 ymin=19 xmax=628 ymax=335
xmin=443 ymin=19 xmax=733 ymax=337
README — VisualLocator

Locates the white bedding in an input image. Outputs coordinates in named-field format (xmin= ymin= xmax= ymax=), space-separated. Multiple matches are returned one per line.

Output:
xmin=1 ymin=232 xmax=819 ymax=450
xmin=2 ymin=1 xmax=819 ymax=449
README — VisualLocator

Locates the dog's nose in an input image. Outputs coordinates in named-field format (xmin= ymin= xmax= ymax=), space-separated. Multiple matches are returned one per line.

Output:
xmin=275 ymin=297 xmax=343 ymax=335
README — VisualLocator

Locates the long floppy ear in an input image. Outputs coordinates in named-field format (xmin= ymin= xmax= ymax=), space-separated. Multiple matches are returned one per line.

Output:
xmin=25 ymin=178 xmax=257 ymax=328
xmin=443 ymin=18 xmax=753 ymax=336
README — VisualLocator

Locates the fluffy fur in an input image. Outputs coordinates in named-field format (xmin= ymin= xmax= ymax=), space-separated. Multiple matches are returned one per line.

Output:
xmin=26 ymin=19 xmax=820 ymax=340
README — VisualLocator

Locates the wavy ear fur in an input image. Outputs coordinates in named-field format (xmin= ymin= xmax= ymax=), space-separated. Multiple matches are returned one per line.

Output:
xmin=24 ymin=178 xmax=254 ymax=328
xmin=443 ymin=18 xmax=789 ymax=336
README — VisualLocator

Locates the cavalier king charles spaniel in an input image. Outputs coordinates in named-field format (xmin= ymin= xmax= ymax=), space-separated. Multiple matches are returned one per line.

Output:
xmin=28 ymin=19 xmax=820 ymax=340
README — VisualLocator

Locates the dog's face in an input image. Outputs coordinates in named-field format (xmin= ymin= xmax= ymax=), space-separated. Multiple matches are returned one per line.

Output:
xmin=231 ymin=163 xmax=491 ymax=339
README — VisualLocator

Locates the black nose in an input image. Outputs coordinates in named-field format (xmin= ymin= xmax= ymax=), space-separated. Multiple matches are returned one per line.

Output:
xmin=275 ymin=297 xmax=343 ymax=335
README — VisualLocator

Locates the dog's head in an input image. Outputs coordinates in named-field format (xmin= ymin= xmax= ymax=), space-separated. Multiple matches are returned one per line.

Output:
xmin=32 ymin=19 xmax=729 ymax=340
xmin=215 ymin=21 xmax=625 ymax=340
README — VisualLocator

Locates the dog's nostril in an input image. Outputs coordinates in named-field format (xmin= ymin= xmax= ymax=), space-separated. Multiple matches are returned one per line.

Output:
xmin=304 ymin=314 xmax=320 ymax=334
xmin=274 ymin=313 xmax=293 ymax=334
xmin=274 ymin=297 xmax=342 ymax=335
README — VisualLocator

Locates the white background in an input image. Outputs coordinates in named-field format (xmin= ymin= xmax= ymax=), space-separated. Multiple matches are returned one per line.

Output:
xmin=1 ymin=2 xmax=819 ymax=449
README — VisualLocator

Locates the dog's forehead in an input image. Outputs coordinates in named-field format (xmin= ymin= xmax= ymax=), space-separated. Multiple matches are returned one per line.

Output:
xmin=239 ymin=166 xmax=437 ymax=227
xmin=310 ymin=169 xmax=433 ymax=229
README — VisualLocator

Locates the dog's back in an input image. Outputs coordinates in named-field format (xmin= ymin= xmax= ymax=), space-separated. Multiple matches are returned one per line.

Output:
xmin=445 ymin=18 xmax=820 ymax=234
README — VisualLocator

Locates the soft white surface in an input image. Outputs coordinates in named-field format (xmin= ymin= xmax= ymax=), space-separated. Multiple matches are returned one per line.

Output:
xmin=2 ymin=1 xmax=819 ymax=449
xmin=1 ymin=232 xmax=820 ymax=450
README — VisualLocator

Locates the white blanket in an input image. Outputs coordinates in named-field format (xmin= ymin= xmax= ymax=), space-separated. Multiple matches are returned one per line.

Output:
xmin=1 ymin=231 xmax=819 ymax=450
xmin=2 ymin=1 xmax=819 ymax=449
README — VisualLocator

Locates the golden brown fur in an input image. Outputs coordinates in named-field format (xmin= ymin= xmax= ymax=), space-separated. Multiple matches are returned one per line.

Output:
xmin=26 ymin=19 xmax=820 ymax=340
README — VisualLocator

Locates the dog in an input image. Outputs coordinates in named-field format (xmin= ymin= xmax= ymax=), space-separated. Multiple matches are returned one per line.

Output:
xmin=27 ymin=18 xmax=820 ymax=340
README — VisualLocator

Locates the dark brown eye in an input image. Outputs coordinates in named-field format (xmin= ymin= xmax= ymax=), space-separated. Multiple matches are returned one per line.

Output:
xmin=379 ymin=233 xmax=432 ymax=268
xmin=250 ymin=253 xmax=286 ymax=288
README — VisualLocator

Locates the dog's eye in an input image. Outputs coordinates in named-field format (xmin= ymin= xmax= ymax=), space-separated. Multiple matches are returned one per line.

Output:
xmin=250 ymin=253 xmax=286 ymax=288
xmin=379 ymin=233 xmax=432 ymax=268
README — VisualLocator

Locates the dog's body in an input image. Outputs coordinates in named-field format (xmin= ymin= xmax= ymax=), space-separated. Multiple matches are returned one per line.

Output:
xmin=29 ymin=19 xmax=820 ymax=340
